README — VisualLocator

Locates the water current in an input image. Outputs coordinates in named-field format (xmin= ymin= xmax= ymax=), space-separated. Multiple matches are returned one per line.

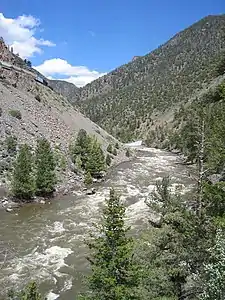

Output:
xmin=0 ymin=148 xmax=195 ymax=299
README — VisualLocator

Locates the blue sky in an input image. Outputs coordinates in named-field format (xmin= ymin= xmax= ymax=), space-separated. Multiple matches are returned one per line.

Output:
xmin=0 ymin=0 xmax=224 ymax=86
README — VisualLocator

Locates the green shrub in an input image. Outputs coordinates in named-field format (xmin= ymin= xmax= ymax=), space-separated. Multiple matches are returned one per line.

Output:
xmin=125 ymin=148 xmax=131 ymax=157
xmin=9 ymin=109 xmax=22 ymax=120
xmin=60 ymin=156 xmax=67 ymax=171
xmin=112 ymin=148 xmax=117 ymax=156
xmin=107 ymin=144 xmax=113 ymax=153
xmin=0 ymin=107 xmax=2 ymax=117
xmin=5 ymin=135 xmax=17 ymax=155
xmin=115 ymin=142 xmax=119 ymax=149
xmin=106 ymin=154 xmax=112 ymax=166
xmin=8 ymin=281 xmax=43 ymax=300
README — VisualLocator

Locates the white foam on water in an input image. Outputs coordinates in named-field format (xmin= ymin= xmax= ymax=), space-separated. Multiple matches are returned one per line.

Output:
xmin=49 ymin=221 xmax=66 ymax=234
xmin=6 ymin=246 xmax=73 ymax=286
xmin=61 ymin=278 xmax=73 ymax=292
xmin=47 ymin=291 xmax=59 ymax=300
xmin=126 ymin=185 xmax=140 ymax=197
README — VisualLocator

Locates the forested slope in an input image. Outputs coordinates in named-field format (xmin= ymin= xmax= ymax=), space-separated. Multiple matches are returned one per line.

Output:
xmin=75 ymin=15 xmax=225 ymax=142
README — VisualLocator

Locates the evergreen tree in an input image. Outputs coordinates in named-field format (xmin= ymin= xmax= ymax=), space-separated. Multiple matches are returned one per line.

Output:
xmin=106 ymin=154 xmax=112 ymax=166
xmin=8 ymin=281 xmax=43 ymax=300
xmin=81 ymin=189 xmax=141 ymax=300
xmin=11 ymin=144 xmax=34 ymax=200
xmin=35 ymin=138 xmax=56 ymax=196
xmin=84 ymin=171 xmax=93 ymax=185
xmin=75 ymin=155 xmax=83 ymax=171
xmin=140 ymin=177 xmax=198 ymax=299
xmin=86 ymin=138 xmax=105 ymax=177
xmin=71 ymin=129 xmax=91 ymax=168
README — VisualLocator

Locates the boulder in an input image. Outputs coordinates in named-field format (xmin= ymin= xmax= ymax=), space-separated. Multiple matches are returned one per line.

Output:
xmin=6 ymin=207 xmax=13 ymax=212
xmin=207 ymin=174 xmax=223 ymax=185
xmin=86 ymin=188 xmax=96 ymax=195
xmin=63 ymin=188 xmax=69 ymax=195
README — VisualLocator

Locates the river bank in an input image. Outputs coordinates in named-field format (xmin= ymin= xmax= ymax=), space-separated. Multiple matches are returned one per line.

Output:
xmin=0 ymin=147 xmax=133 ymax=211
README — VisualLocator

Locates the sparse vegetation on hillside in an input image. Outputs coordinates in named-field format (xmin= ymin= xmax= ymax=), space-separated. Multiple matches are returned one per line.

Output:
xmin=5 ymin=135 xmax=17 ymax=155
xmin=9 ymin=109 xmax=22 ymax=120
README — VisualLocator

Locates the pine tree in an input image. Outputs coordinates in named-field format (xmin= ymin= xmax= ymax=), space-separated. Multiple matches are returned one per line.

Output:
xmin=35 ymin=138 xmax=56 ymax=196
xmin=80 ymin=189 xmax=141 ymax=300
xmin=75 ymin=155 xmax=83 ymax=171
xmin=11 ymin=144 xmax=34 ymax=200
xmin=86 ymin=138 xmax=105 ymax=177
xmin=71 ymin=129 xmax=91 ymax=168
xmin=8 ymin=281 xmax=42 ymax=300
xmin=141 ymin=177 xmax=197 ymax=299
xmin=84 ymin=171 xmax=93 ymax=185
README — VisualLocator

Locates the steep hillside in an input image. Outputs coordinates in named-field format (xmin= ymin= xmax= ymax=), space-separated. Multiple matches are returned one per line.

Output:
xmin=0 ymin=41 xmax=121 ymax=194
xmin=49 ymin=80 xmax=80 ymax=105
xmin=72 ymin=15 xmax=225 ymax=142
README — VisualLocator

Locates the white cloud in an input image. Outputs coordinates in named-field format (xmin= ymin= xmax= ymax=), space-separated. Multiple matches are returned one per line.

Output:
xmin=34 ymin=58 xmax=106 ymax=87
xmin=0 ymin=13 xmax=55 ymax=58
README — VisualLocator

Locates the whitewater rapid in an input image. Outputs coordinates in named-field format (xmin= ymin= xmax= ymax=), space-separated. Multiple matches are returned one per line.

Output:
xmin=0 ymin=148 xmax=195 ymax=299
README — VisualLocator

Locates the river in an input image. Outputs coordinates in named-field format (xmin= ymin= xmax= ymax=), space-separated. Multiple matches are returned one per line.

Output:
xmin=0 ymin=148 xmax=195 ymax=299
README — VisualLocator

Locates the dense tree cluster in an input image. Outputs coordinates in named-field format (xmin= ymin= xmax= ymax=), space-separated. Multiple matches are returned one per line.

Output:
xmin=168 ymin=82 xmax=225 ymax=173
xmin=70 ymin=129 xmax=106 ymax=181
xmin=11 ymin=138 xmax=56 ymax=200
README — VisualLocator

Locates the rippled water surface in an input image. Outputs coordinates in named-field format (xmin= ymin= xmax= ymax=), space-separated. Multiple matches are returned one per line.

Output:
xmin=0 ymin=148 xmax=195 ymax=299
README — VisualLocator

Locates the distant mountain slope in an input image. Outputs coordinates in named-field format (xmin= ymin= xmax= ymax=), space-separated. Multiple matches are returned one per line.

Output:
xmin=72 ymin=14 xmax=225 ymax=142
xmin=49 ymin=80 xmax=80 ymax=104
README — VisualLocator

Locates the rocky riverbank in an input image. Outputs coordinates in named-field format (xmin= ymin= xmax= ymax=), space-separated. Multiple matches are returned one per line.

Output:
xmin=0 ymin=145 xmax=134 ymax=212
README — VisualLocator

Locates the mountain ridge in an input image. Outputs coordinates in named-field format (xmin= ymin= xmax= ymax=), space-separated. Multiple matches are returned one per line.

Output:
xmin=50 ymin=14 xmax=225 ymax=143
